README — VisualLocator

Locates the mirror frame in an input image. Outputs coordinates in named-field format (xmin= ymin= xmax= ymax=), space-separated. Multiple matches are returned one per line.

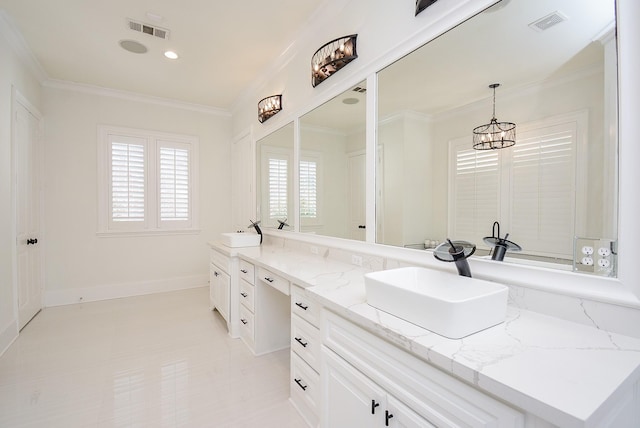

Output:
xmin=251 ymin=0 xmax=640 ymax=308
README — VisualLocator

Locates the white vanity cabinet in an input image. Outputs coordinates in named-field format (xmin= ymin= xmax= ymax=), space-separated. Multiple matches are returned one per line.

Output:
xmin=209 ymin=248 xmax=231 ymax=327
xmin=238 ymin=260 xmax=291 ymax=356
xmin=290 ymin=285 xmax=321 ymax=427
xmin=321 ymin=309 xmax=525 ymax=428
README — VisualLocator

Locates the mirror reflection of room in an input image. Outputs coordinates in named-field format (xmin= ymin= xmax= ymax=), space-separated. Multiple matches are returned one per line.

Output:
xmin=299 ymin=81 xmax=367 ymax=241
xmin=376 ymin=0 xmax=617 ymax=270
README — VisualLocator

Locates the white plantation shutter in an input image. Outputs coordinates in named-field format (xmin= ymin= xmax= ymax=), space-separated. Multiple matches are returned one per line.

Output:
xmin=110 ymin=137 xmax=146 ymax=224
xmin=159 ymin=144 xmax=190 ymax=223
xmin=268 ymin=157 xmax=288 ymax=219
xmin=300 ymin=160 xmax=318 ymax=218
xmin=450 ymin=141 xmax=501 ymax=245
xmin=510 ymin=123 xmax=576 ymax=258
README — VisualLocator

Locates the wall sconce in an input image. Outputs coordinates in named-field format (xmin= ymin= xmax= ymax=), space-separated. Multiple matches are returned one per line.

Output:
xmin=257 ymin=95 xmax=282 ymax=123
xmin=311 ymin=34 xmax=358 ymax=88
xmin=415 ymin=0 xmax=439 ymax=16
xmin=472 ymin=83 xmax=516 ymax=150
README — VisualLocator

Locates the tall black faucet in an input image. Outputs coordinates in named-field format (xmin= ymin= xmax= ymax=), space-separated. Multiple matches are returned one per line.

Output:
xmin=434 ymin=239 xmax=476 ymax=277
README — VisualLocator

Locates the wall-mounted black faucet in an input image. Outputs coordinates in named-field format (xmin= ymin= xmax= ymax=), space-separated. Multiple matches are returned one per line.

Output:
xmin=248 ymin=220 xmax=263 ymax=244
xmin=434 ymin=239 xmax=476 ymax=277
xmin=277 ymin=218 xmax=289 ymax=230
xmin=483 ymin=221 xmax=521 ymax=261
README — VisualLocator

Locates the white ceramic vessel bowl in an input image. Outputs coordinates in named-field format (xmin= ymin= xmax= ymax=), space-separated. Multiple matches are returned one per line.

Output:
xmin=364 ymin=267 xmax=508 ymax=339
xmin=220 ymin=232 xmax=261 ymax=248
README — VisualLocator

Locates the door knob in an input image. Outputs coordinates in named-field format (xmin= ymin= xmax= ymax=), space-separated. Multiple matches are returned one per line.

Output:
xmin=26 ymin=238 xmax=38 ymax=245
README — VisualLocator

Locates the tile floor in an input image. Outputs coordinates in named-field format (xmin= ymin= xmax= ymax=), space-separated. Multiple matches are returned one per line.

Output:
xmin=0 ymin=287 xmax=308 ymax=427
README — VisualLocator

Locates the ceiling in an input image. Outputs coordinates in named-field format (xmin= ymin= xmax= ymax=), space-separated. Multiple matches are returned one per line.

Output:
xmin=0 ymin=0 xmax=322 ymax=109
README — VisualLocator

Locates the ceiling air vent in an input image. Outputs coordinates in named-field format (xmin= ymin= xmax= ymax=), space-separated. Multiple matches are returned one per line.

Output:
xmin=352 ymin=86 xmax=366 ymax=93
xmin=528 ymin=11 xmax=568 ymax=32
xmin=126 ymin=18 xmax=170 ymax=40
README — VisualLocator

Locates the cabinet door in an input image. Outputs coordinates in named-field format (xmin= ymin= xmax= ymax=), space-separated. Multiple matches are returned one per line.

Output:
xmin=218 ymin=270 xmax=230 ymax=321
xmin=209 ymin=265 xmax=217 ymax=308
xmin=387 ymin=395 xmax=436 ymax=428
xmin=322 ymin=349 xmax=385 ymax=428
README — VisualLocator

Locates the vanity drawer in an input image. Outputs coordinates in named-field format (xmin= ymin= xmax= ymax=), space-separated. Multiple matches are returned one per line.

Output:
xmin=291 ymin=285 xmax=319 ymax=327
xmin=257 ymin=267 xmax=290 ymax=295
xmin=239 ymin=305 xmax=254 ymax=344
xmin=210 ymin=249 xmax=230 ymax=273
xmin=292 ymin=314 xmax=320 ymax=370
xmin=239 ymin=260 xmax=255 ymax=285
xmin=291 ymin=352 xmax=320 ymax=425
xmin=239 ymin=279 xmax=255 ymax=312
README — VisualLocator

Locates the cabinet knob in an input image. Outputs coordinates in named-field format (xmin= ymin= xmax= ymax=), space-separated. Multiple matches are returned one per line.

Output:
xmin=214 ymin=271 xmax=220 ymax=277
xmin=294 ymin=337 xmax=308 ymax=348
xmin=240 ymin=319 xmax=248 ymax=325
xmin=26 ymin=238 xmax=38 ymax=245
xmin=295 ymin=302 xmax=309 ymax=311
xmin=371 ymin=399 xmax=380 ymax=415
xmin=240 ymin=269 xmax=248 ymax=274
xmin=264 ymin=277 xmax=274 ymax=283
xmin=240 ymin=292 xmax=248 ymax=298
xmin=358 ymin=225 xmax=366 ymax=229
xmin=385 ymin=410 xmax=394 ymax=426
xmin=294 ymin=378 xmax=308 ymax=391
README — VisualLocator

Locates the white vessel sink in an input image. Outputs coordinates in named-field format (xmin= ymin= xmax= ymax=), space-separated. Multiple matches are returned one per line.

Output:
xmin=364 ymin=267 xmax=508 ymax=339
xmin=220 ymin=232 xmax=261 ymax=248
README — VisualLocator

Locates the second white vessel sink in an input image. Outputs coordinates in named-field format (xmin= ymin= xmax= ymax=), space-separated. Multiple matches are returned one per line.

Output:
xmin=220 ymin=232 xmax=261 ymax=248
xmin=364 ymin=267 xmax=508 ymax=339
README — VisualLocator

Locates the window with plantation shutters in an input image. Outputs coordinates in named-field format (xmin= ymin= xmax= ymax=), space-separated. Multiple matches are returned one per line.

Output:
xmin=110 ymin=137 xmax=146 ymax=223
xmin=448 ymin=112 xmax=584 ymax=259
xmin=300 ymin=159 xmax=318 ymax=219
xmin=98 ymin=126 xmax=199 ymax=234
xmin=159 ymin=143 xmax=190 ymax=223
xmin=268 ymin=157 xmax=288 ymax=219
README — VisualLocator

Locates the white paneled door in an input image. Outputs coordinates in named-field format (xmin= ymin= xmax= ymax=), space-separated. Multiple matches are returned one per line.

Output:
xmin=13 ymin=92 xmax=43 ymax=330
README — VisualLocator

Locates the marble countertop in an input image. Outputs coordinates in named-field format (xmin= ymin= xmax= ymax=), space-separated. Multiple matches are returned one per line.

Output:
xmin=210 ymin=241 xmax=640 ymax=427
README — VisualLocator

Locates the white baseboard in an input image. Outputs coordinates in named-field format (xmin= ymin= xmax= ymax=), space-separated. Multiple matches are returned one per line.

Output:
xmin=0 ymin=319 xmax=18 ymax=357
xmin=44 ymin=274 xmax=208 ymax=307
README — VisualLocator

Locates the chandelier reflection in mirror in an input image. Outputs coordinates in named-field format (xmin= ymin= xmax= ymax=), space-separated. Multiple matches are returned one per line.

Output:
xmin=311 ymin=35 xmax=358 ymax=87
xmin=257 ymin=95 xmax=282 ymax=123
xmin=472 ymin=83 xmax=516 ymax=150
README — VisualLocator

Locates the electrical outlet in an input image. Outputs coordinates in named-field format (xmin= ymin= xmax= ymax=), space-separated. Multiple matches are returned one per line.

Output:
xmin=310 ymin=246 xmax=319 ymax=255
xmin=598 ymin=247 xmax=611 ymax=257
xmin=581 ymin=246 xmax=594 ymax=255
xmin=351 ymin=255 xmax=363 ymax=266
xmin=598 ymin=258 xmax=611 ymax=268
xmin=581 ymin=257 xmax=594 ymax=266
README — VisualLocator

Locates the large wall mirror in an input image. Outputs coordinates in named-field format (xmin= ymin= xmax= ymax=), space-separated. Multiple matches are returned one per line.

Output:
xmin=299 ymin=81 xmax=367 ymax=240
xmin=376 ymin=0 xmax=618 ymax=272
xmin=257 ymin=123 xmax=295 ymax=230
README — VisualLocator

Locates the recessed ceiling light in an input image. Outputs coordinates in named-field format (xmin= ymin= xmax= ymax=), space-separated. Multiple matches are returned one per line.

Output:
xmin=119 ymin=39 xmax=148 ymax=54
xmin=343 ymin=97 xmax=359 ymax=105
xmin=164 ymin=50 xmax=179 ymax=60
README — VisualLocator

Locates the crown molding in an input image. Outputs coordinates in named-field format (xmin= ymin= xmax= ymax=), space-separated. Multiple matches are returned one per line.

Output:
xmin=0 ymin=10 xmax=48 ymax=83
xmin=43 ymin=79 xmax=231 ymax=117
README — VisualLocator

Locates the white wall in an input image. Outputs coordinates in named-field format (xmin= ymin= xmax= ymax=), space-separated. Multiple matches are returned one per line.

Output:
xmin=0 ymin=18 xmax=43 ymax=353
xmin=42 ymin=86 xmax=232 ymax=305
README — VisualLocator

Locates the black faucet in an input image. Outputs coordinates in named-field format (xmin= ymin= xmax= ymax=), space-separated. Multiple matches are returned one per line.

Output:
xmin=482 ymin=221 xmax=521 ymax=261
xmin=248 ymin=220 xmax=263 ymax=244
xmin=434 ymin=239 xmax=476 ymax=278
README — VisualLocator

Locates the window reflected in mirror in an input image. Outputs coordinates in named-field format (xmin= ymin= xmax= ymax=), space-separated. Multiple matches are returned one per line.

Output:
xmin=257 ymin=123 xmax=295 ymax=230
xmin=376 ymin=0 xmax=618 ymax=273
xmin=300 ymin=81 xmax=367 ymax=241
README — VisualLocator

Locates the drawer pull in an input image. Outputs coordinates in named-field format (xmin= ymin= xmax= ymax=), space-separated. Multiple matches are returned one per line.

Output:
xmin=371 ymin=399 xmax=380 ymax=414
xmin=294 ymin=378 xmax=308 ymax=391
xmin=240 ymin=269 xmax=248 ymax=274
xmin=385 ymin=410 xmax=394 ymax=426
xmin=295 ymin=302 xmax=309 ymax=311
xmin=264 ymin=277 xmax=274 ymax=283
xmin=214 ymin=271 xmax=220 ymax=277
xmin=240 ymin=318 xmax=248 ymax=325
xmin=240 ymin=292 xmax=248 ymax=298
xmin=294 ymin=337 xmax=308 ymax=348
